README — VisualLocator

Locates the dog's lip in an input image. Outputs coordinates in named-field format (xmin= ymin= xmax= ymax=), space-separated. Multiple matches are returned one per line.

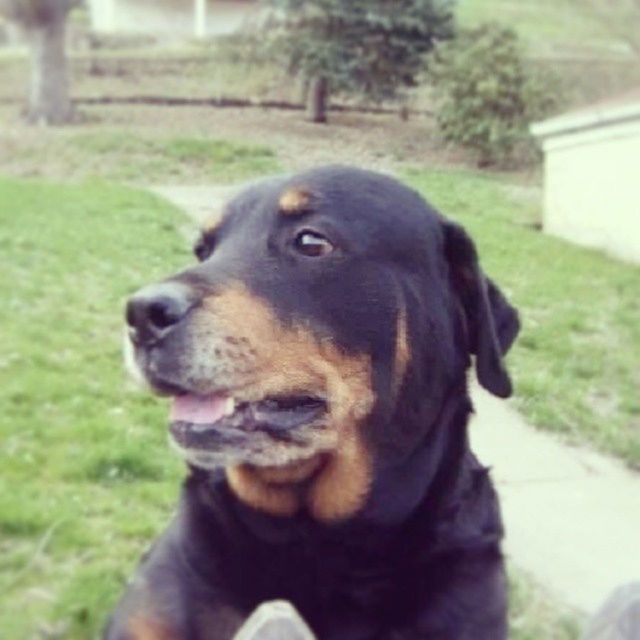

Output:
xmin=168 ymin=393 xmax=328 ymax=453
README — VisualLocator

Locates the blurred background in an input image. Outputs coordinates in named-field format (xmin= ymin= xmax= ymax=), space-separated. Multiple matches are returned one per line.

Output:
xmin=0 ymin=1 xmax=639 ymax=638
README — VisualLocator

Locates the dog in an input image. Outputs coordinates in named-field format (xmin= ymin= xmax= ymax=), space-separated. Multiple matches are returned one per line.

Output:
xmin=106 ymin=165 xmax=519 ymax=639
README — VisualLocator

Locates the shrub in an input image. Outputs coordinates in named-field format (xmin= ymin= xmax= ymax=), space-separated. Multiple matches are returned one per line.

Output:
xmin=430 ymin=23 xmax=563 ymax=167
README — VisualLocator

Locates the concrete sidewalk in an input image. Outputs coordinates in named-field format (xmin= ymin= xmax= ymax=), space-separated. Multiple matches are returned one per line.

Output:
xmin=151 ymin=183 xmax=640 ymax=617
xmin=470 ymin=384 xmax=640 ymax=615
xmin=151 ymin=185 xmax=241 ymax=225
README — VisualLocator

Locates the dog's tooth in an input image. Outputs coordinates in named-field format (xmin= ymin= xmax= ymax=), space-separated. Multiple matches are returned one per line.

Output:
xmin=224 ymin=397 xmax=236 ymax=416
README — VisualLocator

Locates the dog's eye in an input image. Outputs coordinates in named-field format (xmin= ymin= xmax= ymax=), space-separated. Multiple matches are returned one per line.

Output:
xmin=194 ymin=236 xmax=214 ymax=262
xmin=293 ymin=230 xmax=333 ymax=258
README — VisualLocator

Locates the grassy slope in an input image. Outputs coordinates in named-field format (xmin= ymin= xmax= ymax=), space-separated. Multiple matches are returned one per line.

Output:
xmin=457 ymin=0 xmax=626 ymax=55
xmin=509 ymin=570 xmax=581 ymax=639
xmin=0 ymin=175 xmax=584 ymax=638
xmin=405 ymin=168 xmax=640 ymax=467
xmin=0 ymin=132 xmax=279 ymax=185
xmin=0 ymin=178 xmax=190 ymax=638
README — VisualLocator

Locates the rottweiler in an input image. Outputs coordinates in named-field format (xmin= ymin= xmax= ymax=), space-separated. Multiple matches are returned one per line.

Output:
xmin=107 ymin=165 xmax=519 ymax=639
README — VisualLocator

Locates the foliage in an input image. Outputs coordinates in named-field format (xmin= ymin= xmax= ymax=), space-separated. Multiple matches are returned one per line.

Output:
xmin=429 ymin=23 xmax=563 ymax=166
xmin=265 ymin=0 xmax=456 ymax=103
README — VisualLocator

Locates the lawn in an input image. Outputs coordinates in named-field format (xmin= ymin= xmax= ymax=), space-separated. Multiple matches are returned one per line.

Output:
xmin=0 ymin=175 xmax=584 ymax=639
xmin=0 ymin=178 xmax=190 ymax=638
xmin=456 ymin=0 xmax=640 ymax=105
xmin=404 ymin=168 xmax=640 ymax=467
xmin=457 ymin=0 xmax=634 ymax=57
xmin=0 ymin=131 xmax=279 ymax=185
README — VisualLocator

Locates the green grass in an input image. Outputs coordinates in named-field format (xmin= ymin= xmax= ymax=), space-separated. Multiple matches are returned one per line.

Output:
xmin=509 ymin=569 xmax=582 ymax=639
xmin=457 ymin=0 xmax=633 ymax=57
xmin=71 ymin=132 xmax=279 ymax=183
xmin=404 ymin=167 xmax=640 ymax=467
xmin=456 ymin=0 xmax=640 ymax=105
xmin=0 ymin=174 xmax=587 ymax=638
xmin=0 ymin=131 xmax=280 ymax=184
xmin=0 ymin=177 xmax=190 ymax=639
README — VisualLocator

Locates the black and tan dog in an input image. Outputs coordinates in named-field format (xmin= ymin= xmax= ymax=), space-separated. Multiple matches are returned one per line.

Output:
xmin=107 ymin=165 xmax=519 ymax=639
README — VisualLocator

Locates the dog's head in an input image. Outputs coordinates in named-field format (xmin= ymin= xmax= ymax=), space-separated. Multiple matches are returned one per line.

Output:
xmin=125 ymin=166 xmax=519 ymax=522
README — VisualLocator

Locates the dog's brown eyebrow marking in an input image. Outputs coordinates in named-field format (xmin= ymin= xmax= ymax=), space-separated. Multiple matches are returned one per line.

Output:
xmin=278 ymin=187 xmax=313 ymax=216
xmin=200 ymin=216 xmax=222 ymax=237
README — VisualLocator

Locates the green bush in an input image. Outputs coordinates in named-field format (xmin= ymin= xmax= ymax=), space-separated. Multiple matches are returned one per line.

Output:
xmin=430 ymin=23 xmax=562 ymax=167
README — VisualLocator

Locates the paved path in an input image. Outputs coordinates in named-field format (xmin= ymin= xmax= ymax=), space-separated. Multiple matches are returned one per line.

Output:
xmin=150 ymin=185 xmax=242 ymax=225
xmin=151 ymin=183 xmax=640 ymax=617
xmin=470 ymin=384 xmax=640 ymax=614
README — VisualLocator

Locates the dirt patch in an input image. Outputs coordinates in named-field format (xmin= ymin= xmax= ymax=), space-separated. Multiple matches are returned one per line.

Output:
xmin=0 ymin=103 xmax=473 ymax=182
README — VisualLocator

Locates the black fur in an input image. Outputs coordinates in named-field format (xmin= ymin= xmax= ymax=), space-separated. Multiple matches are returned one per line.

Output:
xmin=106 ymin=166 xmax=519 ymax=639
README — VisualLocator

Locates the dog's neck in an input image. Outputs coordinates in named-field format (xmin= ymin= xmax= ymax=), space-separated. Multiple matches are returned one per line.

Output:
xmin=183 ymin=387 xmax=474 ymax=541
xmin=357 ymin=388 xmax=473 ymax=527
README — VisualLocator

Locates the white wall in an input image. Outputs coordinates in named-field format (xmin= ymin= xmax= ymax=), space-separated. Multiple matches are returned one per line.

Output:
xmin=88 ymin=0 xmax=257 ymax=38
xmin=540 ymin=119 xmax=640 ymax=265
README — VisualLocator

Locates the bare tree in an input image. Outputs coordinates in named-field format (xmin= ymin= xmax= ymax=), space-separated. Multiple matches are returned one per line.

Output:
xmin=0 ymin=0 xmax=81 ymax=124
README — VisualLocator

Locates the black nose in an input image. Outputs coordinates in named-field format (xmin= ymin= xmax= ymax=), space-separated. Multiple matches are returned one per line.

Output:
xmin=126 ymin=282 xmax=196 ymax=346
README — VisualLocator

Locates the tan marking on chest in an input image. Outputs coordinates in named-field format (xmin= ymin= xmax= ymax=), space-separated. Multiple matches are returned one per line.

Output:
xmin=227 ymin=466 xmax=300 ymax=516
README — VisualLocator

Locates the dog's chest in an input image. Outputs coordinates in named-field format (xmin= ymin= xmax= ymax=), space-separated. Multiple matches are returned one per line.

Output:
xmin=226 ymin=534 xmax=411 ymax=638
xmin=185 ymin=488 xmax=417 ymax=630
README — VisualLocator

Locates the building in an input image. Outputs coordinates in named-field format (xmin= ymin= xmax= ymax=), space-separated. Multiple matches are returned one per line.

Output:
xmin=531 ymin=91 xmax=640 ymax=265
xmin=87 ymin=0 xmax=258 ymax=39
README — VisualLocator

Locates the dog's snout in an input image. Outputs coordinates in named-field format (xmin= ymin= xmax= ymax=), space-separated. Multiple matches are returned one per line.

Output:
xmin=126 ymin=282 xmax=196 ymax=346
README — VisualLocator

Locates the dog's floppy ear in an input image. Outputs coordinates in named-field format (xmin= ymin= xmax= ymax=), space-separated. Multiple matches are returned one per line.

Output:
xmin=442 ymin=220 xmax=520 ymax=398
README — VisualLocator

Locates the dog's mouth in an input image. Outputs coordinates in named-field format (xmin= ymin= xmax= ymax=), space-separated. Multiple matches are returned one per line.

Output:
xmin=168 ymin=392 xmax=329 ymax=467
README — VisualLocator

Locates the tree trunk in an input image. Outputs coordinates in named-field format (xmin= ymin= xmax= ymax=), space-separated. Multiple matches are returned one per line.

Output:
xmin=26 ymin=16 xmax=74 ymax=125
xmin=306 ymin=76 xmax=328 ymax=124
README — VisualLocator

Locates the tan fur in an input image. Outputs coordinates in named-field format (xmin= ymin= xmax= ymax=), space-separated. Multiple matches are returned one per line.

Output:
xmin=227 ymin=466 xmax=300 ymax=517
xmin=307 ymin=426 xmax=372 ymax=521
xmin=201 ymin=223 xmax=219 ymax=236
xmin=195 ymin=603 xmax=245 ymax=639
xmin=253 ymin=454 xmax=326 ymax=484
xmin=187 ymin=286 xmax=375 ymax=520
xmin=128 ymin=615 xmax=174 ymax=640
xmin=278 ymin=187 xmax=312 ymax=215
xmin=394 ymin=310 xmax=410 ymax=393
xmin=201 ymin=215 xmax=223 ymax=236
xmin=195 ymin=288 xmax=374 ymax=417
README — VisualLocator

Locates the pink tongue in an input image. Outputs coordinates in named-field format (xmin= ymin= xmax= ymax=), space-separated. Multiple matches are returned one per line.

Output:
xmin=170 ymin=394 xmax=229 ymax=424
